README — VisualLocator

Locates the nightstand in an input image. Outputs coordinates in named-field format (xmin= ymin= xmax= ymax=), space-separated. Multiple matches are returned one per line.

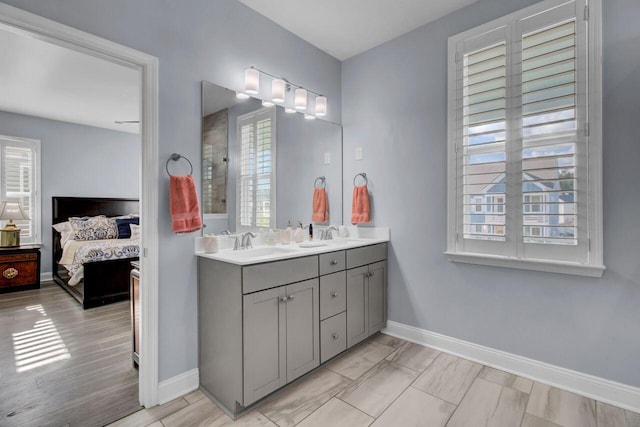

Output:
xmin=0 ymin=245 xmax=41 ymax=293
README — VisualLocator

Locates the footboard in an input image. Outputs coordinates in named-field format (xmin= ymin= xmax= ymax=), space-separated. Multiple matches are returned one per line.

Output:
xmin=82 ymin=258 xmax=138 ymax=309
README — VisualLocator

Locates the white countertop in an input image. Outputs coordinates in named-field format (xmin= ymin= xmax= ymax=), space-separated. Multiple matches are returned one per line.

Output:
xmin=195 ymin=227 xmax=389 ymax=266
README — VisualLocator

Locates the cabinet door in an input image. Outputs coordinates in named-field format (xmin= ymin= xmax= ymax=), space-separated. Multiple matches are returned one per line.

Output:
xmin=346 ymin=266 xmax=368 ymax=348
xmin=367 ymin=261 xmax=386 ymax=335
xmin=243 ymin=287 xmax=287 ymax=405
xmin=285 ymin=279 xmax=320 ymax=382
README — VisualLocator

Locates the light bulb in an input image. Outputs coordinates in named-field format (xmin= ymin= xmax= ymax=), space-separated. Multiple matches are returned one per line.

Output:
xmin=304 ymin=114 xmax=316 ymax=120
xmin=284 ymin=108 xmax=296 ymax=113
xmin=244 ymin=68 xmax=259 ymax=95
xmin=315 ymin=96 xmax=327 ymax=117
xmin=236 ymin=91 xmax=250 ymax=99
xmin=262 ymin=100 xmax=274 ymax=107
xmin=294 ymin=88 xmax=307 ymax=110
xmin=272 ymin=79 xmax=285 ymax=103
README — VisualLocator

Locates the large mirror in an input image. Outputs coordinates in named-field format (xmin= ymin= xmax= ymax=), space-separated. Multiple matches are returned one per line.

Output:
xmin=201 ymin=81 xmax=342 ymax=234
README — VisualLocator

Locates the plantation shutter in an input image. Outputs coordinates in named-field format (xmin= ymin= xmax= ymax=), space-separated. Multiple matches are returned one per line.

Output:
xmin=237 ymin=108 xmax=275 ymax=230
xmin=448 ymin=0 xmax=600 ymax=274
xmin=0 ymin=137 xmax=39 ymax=244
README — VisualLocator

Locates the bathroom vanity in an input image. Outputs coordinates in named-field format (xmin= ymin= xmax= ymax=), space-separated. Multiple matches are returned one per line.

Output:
xmin=196 ymin=229 xmax=388 ymax=416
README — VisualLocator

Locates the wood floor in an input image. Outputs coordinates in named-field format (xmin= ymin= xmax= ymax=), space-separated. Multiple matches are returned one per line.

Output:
xmin=0 ymin=282 xmax=140 ymax=427
xmin=111 ymin=333 xmax=640 ymax=427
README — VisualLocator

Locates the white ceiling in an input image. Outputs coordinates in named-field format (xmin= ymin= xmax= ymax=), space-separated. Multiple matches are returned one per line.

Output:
xmin=238 ymin=0 xmax=479 ymax=60
xmin=0 ymin=28 xmax=140 ymax=134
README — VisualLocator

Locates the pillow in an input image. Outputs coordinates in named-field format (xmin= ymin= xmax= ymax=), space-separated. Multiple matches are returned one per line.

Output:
xmin=130 ymin=224 xmax=141 ymax=239
xmin=115 ymin=217 xmax=140 ymax=239
xmin=53 ymin=221 xmax=75 ymax=247
xmin=69 ymin=215 xmax=118 ymax=241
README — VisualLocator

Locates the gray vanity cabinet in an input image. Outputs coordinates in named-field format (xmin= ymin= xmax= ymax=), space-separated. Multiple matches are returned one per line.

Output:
xmin=345 ymin=243 xmax=387 ymax=348
xmin=198 ymin=243 xmax=386 ymax=416
xmin=243 ymin=278 xmax=319 ymax=406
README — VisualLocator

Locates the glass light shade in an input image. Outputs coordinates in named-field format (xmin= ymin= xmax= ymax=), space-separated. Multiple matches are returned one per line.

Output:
xmin=304 ymin=114 xmax=316 ymax=120
xmin=262 ymin=100 xmax=274 ymax=107
xmin=271 ymin=79 xmax=285 ymax=103
xmin=236 ymin=91 xmax=250 ymax=99
xmin=294 ymin=88 xmax=307 ymax=110
xmin=0 ymin=201 xmax=29 ymax=221
xmin=315 ymin=96 xmax=327 ymax=117
xmin=244 ymin=68 xmax=259 ymax=95
xmin=284 ymin=108 xmax=296 ymax=113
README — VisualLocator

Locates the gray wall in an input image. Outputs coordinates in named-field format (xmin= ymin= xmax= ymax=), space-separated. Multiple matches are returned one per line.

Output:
xmin=342 ymin=0 xmax=640 ymax=387
xmin=0 ymin=110 xmax=140 ymax=274
xmin=1 ymin=0 xmax=342 ymax=381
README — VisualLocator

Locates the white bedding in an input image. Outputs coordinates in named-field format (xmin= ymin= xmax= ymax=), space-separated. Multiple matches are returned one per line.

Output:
xmin=59 ymin=238 xmax=140 ymax=286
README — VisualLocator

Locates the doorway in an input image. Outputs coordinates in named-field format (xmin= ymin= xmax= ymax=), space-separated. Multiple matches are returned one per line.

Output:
xmin=0 ymin=0 xmax=159 ymax=417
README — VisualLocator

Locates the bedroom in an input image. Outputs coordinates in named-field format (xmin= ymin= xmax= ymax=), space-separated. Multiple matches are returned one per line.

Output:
xmin=0 ymin=25 xmax=143 ymax=425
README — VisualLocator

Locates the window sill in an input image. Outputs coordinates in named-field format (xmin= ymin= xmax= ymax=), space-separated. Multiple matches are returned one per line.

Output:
xmin=203 ymin=214 xmax=228 ymax=221
xmin=444 ymin=251 xmax=605 ymax=278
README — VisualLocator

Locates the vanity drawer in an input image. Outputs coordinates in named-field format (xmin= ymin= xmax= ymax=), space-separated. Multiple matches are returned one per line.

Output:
xmin=319 ymin=251 xmax=345 ymax=276
xmin=320 ymin=271 xmax=346 ymax=320
xmin=242 ymin=256 xmax=318 ymax=294
xmin=346 ymin=243 xmax=387 ymax=269
xmin=320 ymin=312 xmax=346 ymax=363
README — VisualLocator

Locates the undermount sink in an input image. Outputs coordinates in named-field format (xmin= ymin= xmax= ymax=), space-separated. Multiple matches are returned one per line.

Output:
xmin=228 ymin=247 xmax=297 ymax=258
xmin=298 ymin=241 xmax=328 ymax=248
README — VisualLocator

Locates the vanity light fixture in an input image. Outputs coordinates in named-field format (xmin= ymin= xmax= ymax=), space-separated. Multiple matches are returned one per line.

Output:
xmin=242 ymin=65 xmax=327 ymax=117
xmin=304 ymin=114 xmax=316 ymax=120
xmin=236 ymin=91 xmax=250 ymax=99
xmin=244 ymin=68 xmax=260 ymax=95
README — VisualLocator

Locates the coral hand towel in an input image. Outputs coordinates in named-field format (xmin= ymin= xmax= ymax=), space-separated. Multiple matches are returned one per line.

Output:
xmin=169 ymin=175 xmax=203 ymax=233
xmin=351 ymin=185 xmax=370 ymax=224
xmin=311 ymin=188 xmax=329 ymax=223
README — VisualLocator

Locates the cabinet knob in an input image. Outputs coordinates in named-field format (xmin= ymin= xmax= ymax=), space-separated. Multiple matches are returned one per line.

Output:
xmin=3 ymin=268 xmax=18 ymax=279
xmin=369 ymin=271 xmax=375 ymax=277
xmin=330 ymin=260 xmax=338 ymax=266
xmin=331 ymin=292 xmax=338 ymax=298
xmin=332 ymin=333 xmax=339 ymax=340
xmin=279 ymin=296 xmax=288 ymax=303
xmin=287 ymin=295 xmax=295 ymax=301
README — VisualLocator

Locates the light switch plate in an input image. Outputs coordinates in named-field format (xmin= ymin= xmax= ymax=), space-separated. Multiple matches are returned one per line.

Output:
xmin=355 ymin=146 xmax=363 ymax=160
xmin=324 ymin=152 xmax=331 ymax=164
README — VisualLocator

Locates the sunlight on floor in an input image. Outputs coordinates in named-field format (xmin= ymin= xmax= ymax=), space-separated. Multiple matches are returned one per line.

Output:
xmin=12 ymin=304 xmax=70 ymax=373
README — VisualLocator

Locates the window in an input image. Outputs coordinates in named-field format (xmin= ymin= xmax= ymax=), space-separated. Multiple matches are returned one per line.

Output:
xmin=0 ymin=135 xmax=41 ymax=244
xmin=446 ymin=0 xmax=603 ymax=277
xmin=236 ymin=108 xmax=276 ymax=231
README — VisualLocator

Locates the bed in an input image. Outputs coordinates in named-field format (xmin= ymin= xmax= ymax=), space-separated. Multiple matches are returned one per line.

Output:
xmin=52 ymin=197 xmax=140 ymax=309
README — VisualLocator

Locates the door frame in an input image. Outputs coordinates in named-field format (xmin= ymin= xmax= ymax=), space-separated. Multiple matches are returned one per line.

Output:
xmin=0 ymin=3 xmax=160 ymax=406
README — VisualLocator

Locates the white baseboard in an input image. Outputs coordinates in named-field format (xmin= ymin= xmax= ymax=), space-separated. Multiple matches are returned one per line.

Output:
xmin=41 ymin=271 xmax=53 ymax=282
xmin=383 ymin=321 xmax=640 ymax=413
xmin=158 ymin=368 xmax=199 ymax=405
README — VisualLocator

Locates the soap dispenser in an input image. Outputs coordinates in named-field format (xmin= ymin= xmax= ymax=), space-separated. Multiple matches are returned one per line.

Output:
xmin=294 ymin=221 xmax=304 ymax=243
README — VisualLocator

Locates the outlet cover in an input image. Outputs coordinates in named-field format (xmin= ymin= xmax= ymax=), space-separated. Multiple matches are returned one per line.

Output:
xmin=355 ymin=146 xmax=363 ymax=160
xmin=324 ymin=152 xmax=331 ymax=164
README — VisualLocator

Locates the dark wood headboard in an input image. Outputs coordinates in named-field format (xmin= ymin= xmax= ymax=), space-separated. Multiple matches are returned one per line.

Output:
xmin=52 ymin=197 xmax=139 ymax=225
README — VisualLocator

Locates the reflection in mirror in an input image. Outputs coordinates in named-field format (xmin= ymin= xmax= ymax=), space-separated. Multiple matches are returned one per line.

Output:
xmin=201 ymin=81 xmax=342 ymax=234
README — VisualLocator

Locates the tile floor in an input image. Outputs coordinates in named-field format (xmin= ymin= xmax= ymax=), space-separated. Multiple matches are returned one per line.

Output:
xmin=109 ymin=333 xmax=640 ymax=427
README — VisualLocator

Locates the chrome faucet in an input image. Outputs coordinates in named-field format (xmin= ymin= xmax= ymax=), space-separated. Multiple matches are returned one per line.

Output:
xmin=241 ymin=232 xmax=257 ymax=249
xmin=320 ymin=226 xmax=339 ymax=240
xmin=220 ymin=230 xmax=231 ymax=235
xmin=229 ymin=234 xmax=241 ymax=250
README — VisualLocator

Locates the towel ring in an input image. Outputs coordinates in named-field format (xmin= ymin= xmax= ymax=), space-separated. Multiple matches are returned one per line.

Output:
xmin=166 ymin=153 xmax=193 ymax=176
xmin=314 ymin=176 xmax=326 ymax=189
xmin=353 ymin=172 xmax=368 ymax=186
